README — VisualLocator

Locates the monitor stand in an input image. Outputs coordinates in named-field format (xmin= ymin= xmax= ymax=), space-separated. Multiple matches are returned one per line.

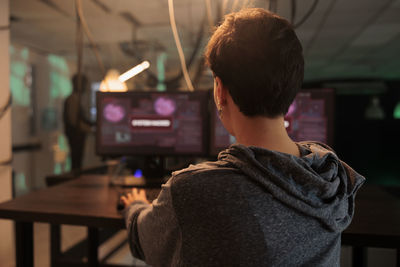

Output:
xmin=109 ymin=156 xmax=167 ymax=188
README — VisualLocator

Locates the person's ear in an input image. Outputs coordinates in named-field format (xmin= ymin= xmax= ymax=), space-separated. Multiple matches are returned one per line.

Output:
xmin=215 ymin=76 xmax=227 ymax=106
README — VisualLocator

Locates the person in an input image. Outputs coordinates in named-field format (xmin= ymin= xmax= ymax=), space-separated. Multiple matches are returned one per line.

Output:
xmin=121 ymin=8 xmax=365 ymax=266
xmin=63 ymin=73 xmax=92 ymax=171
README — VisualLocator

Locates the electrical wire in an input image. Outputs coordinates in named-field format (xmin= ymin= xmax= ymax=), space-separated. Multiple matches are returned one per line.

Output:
xmin=290 ymin=0 xmax=297 ymax=25
xmin=293 ymin=0 xmax=319 ymax=28
xmin=75 ymin=0 xmax=106 ymax=77
xmin=222 ymin=0 xmax=230 ymax=16
xmin=241 ymin=0 xmax=251 ymax=9
xmin=119 ymin=14 xmax=206 ymax=89
xmin=268 ymin=0 xmax=277 ymax=13
xmin=168 ymin=0 xmax=195 ymax=92
xmin=304 ymin=0 xmax=337 ymax=55
xmin=0 ymin=95 xmax=11 ymax=166
xmin=0 ymin=158 xmax=12 ymax=167
xmin=205 ymin=0 xmax=214 ymax=29
xmin=0 ymin=94 xmax=11 ymax=121
xmin=75 ymin=2 xmax=84 ymax=91
xmin=231 ymin=0 xmax=240 ymax=12
xmin=0 ymin=25 xmax=10 ymax=30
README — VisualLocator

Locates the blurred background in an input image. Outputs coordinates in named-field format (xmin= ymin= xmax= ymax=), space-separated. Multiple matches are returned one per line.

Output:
xmin=8 ymin=0 xmax=400 ymax=194
xmin=1 ymin=0 xmax=400 ymax=266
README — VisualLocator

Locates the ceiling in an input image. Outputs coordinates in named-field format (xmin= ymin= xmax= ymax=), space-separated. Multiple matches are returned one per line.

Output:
xmin=10 ymin=0 xmax=400 ymax=89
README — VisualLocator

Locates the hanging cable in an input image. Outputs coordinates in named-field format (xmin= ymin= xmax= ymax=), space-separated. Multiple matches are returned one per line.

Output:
xmin=0 ymin=94 xmax=11 ymax=121
xmin=304 ymin=0 xmax=337 ymax=55
xmin=268 ymin=0 xmax=277 ymax=13
xmin=75 ymin=0 xmax=106 ymax=77
xmin=0 ymin=94 xmax=12 ymax=166
xmin=0 ymin=158 xmax=12 ymax=167
xmin=0 ymin=25 xmax=10 ymax=31
xmin=168 ymin=0 xmax=195 ymax=91
xmin=205 ymin=0 xmax=214 ymax=29
xmin=75 ymin=1 xmax=84 ymax=91
xmin=231 ymin=0 xmax=240 ymax=12
xmin=290 ymin=0 xmax=297 ymax=24
xmin=241 ymin=0 xmax=250 ymax=9
xmin=293 ymin=0 xmax=319 ymax=28
xmin=222 ymin=0 xmax=230 ymax=16
xmin=119 ymin=8 xmax=207 ymax=90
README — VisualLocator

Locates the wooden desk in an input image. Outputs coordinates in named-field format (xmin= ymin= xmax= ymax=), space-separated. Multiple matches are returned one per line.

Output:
xmin=0 ymin=175 xmax=125 ymax=267
xmin=0 ymin=176 xmax=399 ymax=267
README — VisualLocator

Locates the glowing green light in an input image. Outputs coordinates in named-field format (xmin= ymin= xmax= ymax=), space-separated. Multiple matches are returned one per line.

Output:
xmin=9 ymin=44 xmax=15 ymax=55
xmin=10 ymin=74 xmax=30 ymax=106
xmin=54 ymin=163 xmax=62 ymax=175
xmin=394 ymin=102 xmax=400 ymax=119
xmin=157 ymin=52 xmax=167 ymax=92
xmin=48 ymin=54 xmax=69 ymax=73
xmin=58 ymin=134 xmax=68 ymax=152
xmin=11 ymin=62 xmax=27 ymax=78
xmin=48 ymin=55 xmax=72 ymax=101
xmin=20 ymin=48 xmax=29 ymax=61
xmin=15 ymin=172 xmax=27 ymax=191
xmin=65 ymin=156 xmax=71 ymax=172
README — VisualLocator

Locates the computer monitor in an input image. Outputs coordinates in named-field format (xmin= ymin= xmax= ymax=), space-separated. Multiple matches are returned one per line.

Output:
xmin=209 ymin=104 xmax=236 ymax=156
xmin=209 ymin=88 xmax=335 ymax=155
xmin=96 ymin=91 xmax=210 ymax=157
xmin=285 ymin=88 xmax=335 ymax=146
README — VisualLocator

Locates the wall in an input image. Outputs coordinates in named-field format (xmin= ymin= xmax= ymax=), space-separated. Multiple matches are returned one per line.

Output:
xmin=0 ymin=1 xmax=14 ymax=266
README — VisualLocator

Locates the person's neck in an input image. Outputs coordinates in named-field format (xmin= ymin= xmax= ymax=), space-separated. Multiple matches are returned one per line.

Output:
xmin=231 ymin=113 xmax=300 ymax=157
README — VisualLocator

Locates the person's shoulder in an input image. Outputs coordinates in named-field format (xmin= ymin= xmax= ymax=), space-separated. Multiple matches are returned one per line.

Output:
xmin=297 ymin=141 xmax=336 ymax=155
xmin=170 ymin=160 xmax=237 ymax=185
xmin=171 ymin=161 xmax=226 ymax=178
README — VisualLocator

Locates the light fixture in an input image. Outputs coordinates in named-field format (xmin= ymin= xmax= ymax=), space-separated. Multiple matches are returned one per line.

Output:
xmin=99 ymin=69 xmax=127 ymax=92
xmin=394 ymin=102 xmax=400 ymax=119
xmin=118 ymin=61 xmax=150 ymax=83
xmin=99 ymin=61 xmax=150 ymax=92
xmin=364 ymin=96 xmax=385 ymax=120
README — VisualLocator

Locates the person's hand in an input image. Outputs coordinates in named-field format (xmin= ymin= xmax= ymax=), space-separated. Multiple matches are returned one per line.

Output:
xmin=120 ymin=188 xmax=150 ymax=207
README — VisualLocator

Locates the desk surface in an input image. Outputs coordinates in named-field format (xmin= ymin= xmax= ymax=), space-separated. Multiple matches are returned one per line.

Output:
xmin=0 ymin=175 xmax=125 ymax=228
xmin=342 ymin=184 xmax=400 ymax=248
xmin=0 ymin=175 xmax=399 ymax=247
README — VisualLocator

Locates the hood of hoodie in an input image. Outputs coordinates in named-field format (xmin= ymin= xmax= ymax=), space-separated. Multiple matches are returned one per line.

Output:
xmin=218 ymin=142 xmax=365 ymax=232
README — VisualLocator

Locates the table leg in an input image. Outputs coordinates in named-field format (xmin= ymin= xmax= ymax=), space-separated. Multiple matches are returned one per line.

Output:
xmin=15 ymin=221 xmax=34 ymax=267
xmin=50 ymin=224 xmax=61 ymax=267
xmin=353 ymin=246 xmax=367 ymax=267
xmin=88 ymin=227 xmax=99 ymax=267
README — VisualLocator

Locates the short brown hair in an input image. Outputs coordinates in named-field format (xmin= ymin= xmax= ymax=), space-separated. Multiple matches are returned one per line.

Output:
xmin=205 ymin=8 xmax=304 ymax=117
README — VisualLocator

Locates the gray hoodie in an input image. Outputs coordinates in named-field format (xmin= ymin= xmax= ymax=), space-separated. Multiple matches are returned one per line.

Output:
xmin=124 ymin=142 xmax=365 ymax=266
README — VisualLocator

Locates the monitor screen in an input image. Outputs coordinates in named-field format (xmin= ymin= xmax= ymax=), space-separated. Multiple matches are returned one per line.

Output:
xmin=285 ymin=88 xmax=335 ymax=146
xmin=209 ymin=88 xmax=335 ymax=155
xmin=96 ymin=91 xmax=210 ymax=156
xmin=209 ymin=105 xmax=236 ymax=156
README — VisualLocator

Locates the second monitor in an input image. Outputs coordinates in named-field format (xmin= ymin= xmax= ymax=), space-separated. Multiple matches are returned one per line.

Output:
xmin=210 ymin=88 xmax=335 ymax=155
